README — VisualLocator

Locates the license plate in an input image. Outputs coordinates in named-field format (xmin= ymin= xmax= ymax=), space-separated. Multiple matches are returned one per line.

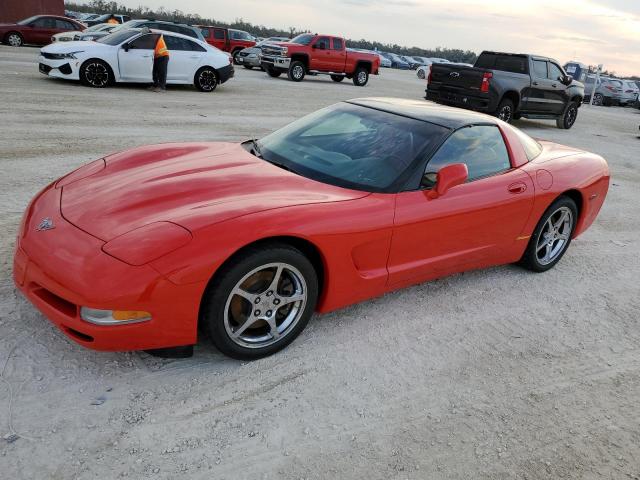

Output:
xmin=237 ymin=57 xmax=243 ymax=63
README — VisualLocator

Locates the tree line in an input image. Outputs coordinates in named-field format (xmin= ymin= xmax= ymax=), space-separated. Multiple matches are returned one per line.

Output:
xmin=64 ymin=0 xmax=478 ymax=63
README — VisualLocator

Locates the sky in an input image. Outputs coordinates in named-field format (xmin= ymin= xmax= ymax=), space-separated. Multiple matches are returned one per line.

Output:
xmin=110 ymin=0 xmax=640 ymax=76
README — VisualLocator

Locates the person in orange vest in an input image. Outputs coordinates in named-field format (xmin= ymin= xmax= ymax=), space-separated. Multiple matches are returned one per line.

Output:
xmin=106 ymin=16 xmax=119 ymax=25
xmin=151 ymin=34 xmax=169 ymax=92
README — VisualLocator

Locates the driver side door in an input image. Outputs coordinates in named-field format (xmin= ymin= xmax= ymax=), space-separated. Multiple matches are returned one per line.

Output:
xmin=387 ymin=125 xmax=535 ymax=288
xmin=309 ymin=36 xmax=331 ymax=71
xmin=117 ymin=33 xmax=159 ymax=82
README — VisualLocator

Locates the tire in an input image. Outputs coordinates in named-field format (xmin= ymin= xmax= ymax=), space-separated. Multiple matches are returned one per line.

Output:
xmin=417 ymin=69 xmax=425 ymax=79
xmin=201 ymin=244 xmax=319 ymax=360
xmin=592 ymin=93 xmax=603 ymax=106
xmin=232 ymin=50 xmax=241 ymax=65
xmin=330 ymin=75 xmax=344 ymax=82
xmin=519 ymin=196 xmax=578 ymax=272
xmin=5 ymin=32 xmax=23 ymax=47
xmin=266 ymin=66 xmax=281 ymax=78
xmin=194 ymin=66 xmax=218 ymax=92
xmin=352 ymin=67 xmax=369 ymax=87
xmin=288 ymin=60 xmax=305 ymax=82
xmin=79 ymin=59 xmax=112 ymax=88
xmin=496 ymin=98 xmax=515 ymax=123
xmin=556 ymin=101 xmax=578 ymax=129
xmin=243 ymin=65 xmax=253 ymax=70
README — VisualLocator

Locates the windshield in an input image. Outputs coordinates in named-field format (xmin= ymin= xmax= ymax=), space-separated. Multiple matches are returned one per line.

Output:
xmin=290 ymin=34 xmax=314 ymax=45
xmin=257 ymin=103 xmax=448 ymax=192
xmin=96 ymin=29 xmax=138 ymax=45
xmin=18 ymin=15 xmax=40 ymax=25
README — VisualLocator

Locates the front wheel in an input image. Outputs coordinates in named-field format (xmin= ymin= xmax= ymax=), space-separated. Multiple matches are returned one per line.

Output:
xmin=243 ymin=65 xmax=253 ymax=70
xmin=194 ymin=67 xmax=218 ymax=92
xmin=5 ymin=32 xmax=23 ymax=47
xmin=592 ymin=93 xmax=603 ymax=106
xmin=201 ymin=245 xmax=319 ymax=360
xmin=266 ymin=66 xmax=281 ymax=77
xmin=330 ymin=74 xmax=344 ymax=82
xmin=352 ymin=67 xmax=369 ymax=87
xmin=417 ymin=69 xmax=425 ymax=79
xmin=79 ymin=59 xmax=112 ymax=88
xmin=288 ymin=61 xmax=305 ymax=82
xmin=556 ymin=102 xmax=578 ymax=129
xmin=496 ymin=98 xmax=515 ymax=123
xmin=519 ymin=196 xmax=578 ymax=272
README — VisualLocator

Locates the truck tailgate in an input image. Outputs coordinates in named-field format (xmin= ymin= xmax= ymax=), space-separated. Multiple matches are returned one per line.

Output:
xmin=430 ymin=64 xmax=488 ymax=92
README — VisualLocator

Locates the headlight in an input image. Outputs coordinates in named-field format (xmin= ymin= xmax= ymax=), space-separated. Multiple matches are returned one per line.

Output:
xmin=281 ymin=47 xmax=288 ymax=55
xmin=48 ymin=51 xmax=84 ymax=60
xmin=102 ymin=221 xmax=192 ymax=266
xmin=247 ymin=53 xmax=257 ymax=58
xmin=80 ymin=308 xmax=152 ymax=325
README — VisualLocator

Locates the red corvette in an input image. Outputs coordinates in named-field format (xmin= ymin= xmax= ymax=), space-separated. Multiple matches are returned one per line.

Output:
xmin=13 ymin=98 xmax=609 ymax=359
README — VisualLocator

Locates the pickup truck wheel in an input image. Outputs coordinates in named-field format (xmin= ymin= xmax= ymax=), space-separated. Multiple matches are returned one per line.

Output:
xmin=496 ymin=99 xmax=514 ymax=123
xmin=266 ymin=66 xmax=281 ymax=77
xmin=330 ymin=75 xmax=344 ymax=82
xmin=556 ymin=102 xmax=578 ymax=129
xmin=353 ymin=68 xmax=369 ymax=87
xmin=288 ymin=61 xmax=305 ymax=82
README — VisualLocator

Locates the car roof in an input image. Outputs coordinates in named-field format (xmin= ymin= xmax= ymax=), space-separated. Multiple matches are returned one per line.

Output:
xmin=144 ymin=28 xmax=206 ymax=42
xmin=347 ymin=97 xmax=500 ymax=129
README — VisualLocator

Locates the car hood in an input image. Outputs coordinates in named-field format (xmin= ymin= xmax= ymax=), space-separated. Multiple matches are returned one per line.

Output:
xmin=60 ymin=142 xmax=369 ymax=241
xmin=41 ymin=40 xmax=102 ymax=53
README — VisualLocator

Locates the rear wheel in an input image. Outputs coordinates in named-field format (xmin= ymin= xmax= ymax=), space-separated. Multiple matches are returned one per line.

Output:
xmin=352 ymin=67 xmax=369 ymax=87
xmin=232 ymin=50 xmax=241 ymax=65
xmin=288 ymin=61 xmax=305 ymax=82
xmin=592 ymin=93 xmax=603 ymax=106
xmin=5 ymin=32 xmax=23 ymax=47
xmin=330 ymin=74 xmax=344 ymax=82
xmin=556 ymin=102 xmax=578 ymax=129
xmin=194 ymin=67 xmax=218 ymax=92
xmin=417 ymin=69 xmax=425 ymax=79
xmin=496 ymin=98 xmax=514 ymax=123
xmin=201 ymin=245 xmax=318 ymax=360
xmin=520 ymin=196 xmax=577 ymax=272
xmin=79 ymin=59 xmax=112 ymax=88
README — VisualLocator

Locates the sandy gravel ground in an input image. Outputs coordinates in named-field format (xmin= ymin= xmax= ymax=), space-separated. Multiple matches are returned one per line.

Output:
xmin=1 ymin=45 xmax=639 ymax=479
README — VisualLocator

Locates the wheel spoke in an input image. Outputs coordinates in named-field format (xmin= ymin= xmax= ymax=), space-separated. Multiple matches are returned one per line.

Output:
xmin=277 ymin=293 xmax=305 ymax=307
xmin=553 ymin=210 xmax=568 ymax=229
xmin=232 ymin=287 xmax=258 ymax=305
xmin=232 ymin=316 xmax=259 ymax=338
xmin=536 ymin=240 xmax=548 ymax=252
xmin=557 ymin=232 xmax=570 ymax=241
xmin=266 ymin=316 xmax=280 ymax=339
xmin=266 ymin=265 xmax=284 ymax=294
xmin=541 ymin=244 xmax=552 ymax=263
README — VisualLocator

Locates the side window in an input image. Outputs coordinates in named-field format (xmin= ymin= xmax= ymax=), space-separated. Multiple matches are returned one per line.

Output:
xmin=55 ymin=19 xmax=72 ymax=29
xmin=164 ymin=36 xmax=205 ymax=52
xmin=532 ymin=60 xmax=547 ymax=79
xmin=34 ymin=17 xmax=56 ymax=28
xmin=548 ymin=63 xmax=564 ymax=81
xmin=494 ymin=56 xmax=527 ymax=74
xmin=315 ymin=37 xmax=330 ymax=50
xmin=185 ymin=39 xmax=206 ymax=52
xmin=332 ymin=38 xmax=343 ymax=50
xmin=423 ymin=126 xmax=511 ymax=187
xmin=201 ymin=28 xmax=210 ymax=38
xmin=213 ymin=29 xmax=226 ymax=40
xmin=128 ymin=34 xmax=160 ymax=50
xmin=181 ymin=28 xmax=198 ymax=39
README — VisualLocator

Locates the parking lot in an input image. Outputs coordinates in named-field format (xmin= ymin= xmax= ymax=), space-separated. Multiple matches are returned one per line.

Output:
xmin=1 ymin=44 xmax=640 ymax=479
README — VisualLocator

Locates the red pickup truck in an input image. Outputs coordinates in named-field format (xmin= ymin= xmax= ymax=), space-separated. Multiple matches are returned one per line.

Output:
xmin=197 ymin=26 xmax=256 ymax=63
xmin=259 ymin=33 xmax=380 ymax=86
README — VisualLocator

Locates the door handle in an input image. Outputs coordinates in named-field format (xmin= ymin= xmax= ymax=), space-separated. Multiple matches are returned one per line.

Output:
xmin=508 ymin=182 xmax=527 ymax=194
xmin=142 ymin=54 xmax=151 ymax=58
xmin=189 ymin=55 xmax=200 ymax=59
xmin=532 ymin=81 xmax=539 ymax=86
xmin=551 ymin=84 xmax=557 ymax=88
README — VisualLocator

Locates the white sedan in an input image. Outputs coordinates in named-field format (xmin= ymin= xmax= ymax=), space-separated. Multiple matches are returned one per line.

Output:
xmin=38 ymin=28 xmax=234 ymax=91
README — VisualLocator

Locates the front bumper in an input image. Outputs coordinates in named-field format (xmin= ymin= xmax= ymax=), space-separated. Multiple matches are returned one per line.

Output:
xmin=13 ymin=184 xmax=202 ymax=351
xmin=38 ymin=55 xmax=81 ymax=80
xmin=259 ymin=54 xmax=291 ymax=69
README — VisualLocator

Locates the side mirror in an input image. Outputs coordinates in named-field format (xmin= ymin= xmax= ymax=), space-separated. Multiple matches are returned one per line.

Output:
xmin=425 ymin=163 xmax=468 ymax=199
xmin=563 ymin=75 xmax=573 ymax=85
xmin=123 ymin=43 xmax=130 ymax=52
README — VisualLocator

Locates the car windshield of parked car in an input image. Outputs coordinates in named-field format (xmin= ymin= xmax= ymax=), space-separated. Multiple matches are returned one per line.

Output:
xmin=257 ymin=103 xmax=449 ymax=192
xmin=289 ymin=34 xmax=314 ymax=45
xmin=18 ymin=15 xmax=40 ymax=25
xmin=96 ymin=29 xmax=139 ymax=45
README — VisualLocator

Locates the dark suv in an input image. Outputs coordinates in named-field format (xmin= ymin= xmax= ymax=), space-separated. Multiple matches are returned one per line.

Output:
xmin=87 ymin=19 xmax=205 ymax=42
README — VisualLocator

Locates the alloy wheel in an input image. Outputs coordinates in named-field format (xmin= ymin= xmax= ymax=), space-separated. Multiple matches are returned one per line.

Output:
xmin=224 ymin=262 xmax=308 ymax=348
xmin=292 ymin=65 xmax=304 ymax=80
xmin=199 ymin=69 xmax=217 ymax=91
xmin=498 ymin=105 xmax=513 ymax=122
xmin=566 ymin=106 xmax=577 ymax=127
xmin=593 ymin=94 xmax=603 ymax=106
xmin=7 ymin=33 xmax=22 ymax=47
xmin=85 ymin=62 xmax=109 ymax=87
xmin=535 ymin=206 xmax=573 ymax=265
xmin=357 ymin=70 xmax=367 ymax=85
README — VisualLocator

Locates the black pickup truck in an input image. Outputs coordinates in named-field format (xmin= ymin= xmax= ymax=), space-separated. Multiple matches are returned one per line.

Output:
xmin=425 ymin=51 xmax=585 ymax=129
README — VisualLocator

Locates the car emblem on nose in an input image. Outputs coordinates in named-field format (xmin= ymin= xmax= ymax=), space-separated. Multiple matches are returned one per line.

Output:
xmin=36 ymin=217 xmax=55 ymax=231
xmin=450 ymin=72 xmax=460 ymax=78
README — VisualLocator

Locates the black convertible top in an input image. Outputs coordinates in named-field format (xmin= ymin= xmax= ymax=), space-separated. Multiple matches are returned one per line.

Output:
xmin=348 ymin=97 xmax=500 ymax=130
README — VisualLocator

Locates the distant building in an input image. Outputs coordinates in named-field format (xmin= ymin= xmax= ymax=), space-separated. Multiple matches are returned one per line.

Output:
xmin=1 ymin=0 xmax=64 ymax=23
